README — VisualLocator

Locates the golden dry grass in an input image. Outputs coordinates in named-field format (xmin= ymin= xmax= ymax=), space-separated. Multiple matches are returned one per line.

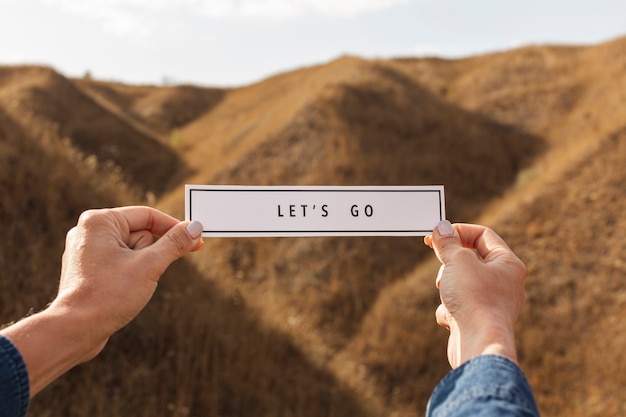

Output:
xmin=1 ymin=35 xmax=625 ymax=416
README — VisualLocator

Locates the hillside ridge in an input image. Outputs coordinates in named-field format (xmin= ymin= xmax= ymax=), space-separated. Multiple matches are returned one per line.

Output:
xmin=0 ymin=65 xmax=188 ymax=194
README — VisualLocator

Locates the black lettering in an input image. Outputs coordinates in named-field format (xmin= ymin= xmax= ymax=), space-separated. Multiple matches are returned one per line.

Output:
xmin=289 ymin=205 xmax=296 ymax=217
xmin=301 ymin=204 xmax=308 ymax=217
xmin=351 ymin=205 xmax=358 ymax=217
xmin=365 ymin=205 xmax=373 ymax=217
xmin=278 ymin=205 xmax=284 ymax=217
xmin=321 ymin=205 xmax=328 ymax=217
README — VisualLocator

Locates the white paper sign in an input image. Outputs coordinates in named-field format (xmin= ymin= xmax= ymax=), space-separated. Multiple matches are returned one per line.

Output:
xmin=185 ymin=185 xmax=445 ymax=237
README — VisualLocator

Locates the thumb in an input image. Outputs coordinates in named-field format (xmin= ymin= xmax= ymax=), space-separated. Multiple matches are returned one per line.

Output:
xmin=431 ymin=220 xmax=463 ymax=265
xmin=147 ymin=220 xmax=204 ymax=270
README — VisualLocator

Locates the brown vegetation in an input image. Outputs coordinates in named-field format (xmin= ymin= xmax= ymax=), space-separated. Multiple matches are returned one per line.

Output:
xmin=1 ymin=35 xmax=625 ymax=416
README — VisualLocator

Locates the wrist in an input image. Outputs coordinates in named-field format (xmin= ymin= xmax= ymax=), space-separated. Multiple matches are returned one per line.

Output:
xmin=45 ymin=301 xmax=110 ymax=361
xmin=1 ymin=303 xmax=108 ymax=396
xmin=455 ymin=318 xmax=518 ymax=367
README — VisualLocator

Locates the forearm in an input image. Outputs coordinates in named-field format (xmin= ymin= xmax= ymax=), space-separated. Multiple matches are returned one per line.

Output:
xmin=0 ymin=304 xmax=106 ymax=396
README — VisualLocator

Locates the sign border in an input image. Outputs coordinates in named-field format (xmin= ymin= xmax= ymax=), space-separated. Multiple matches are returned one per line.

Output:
xmin=185 ymin=185 xmax=445 ymax=237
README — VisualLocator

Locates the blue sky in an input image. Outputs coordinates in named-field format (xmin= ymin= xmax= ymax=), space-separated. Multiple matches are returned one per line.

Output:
xmin=1 ymin=0 xmax=624 ymax=87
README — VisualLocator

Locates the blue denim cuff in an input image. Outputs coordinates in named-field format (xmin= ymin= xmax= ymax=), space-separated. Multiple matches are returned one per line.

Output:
xmin=427 ymin=354 xmax=540 ymax=417
xmin=0 ymin=335 xmax=30 ymax=417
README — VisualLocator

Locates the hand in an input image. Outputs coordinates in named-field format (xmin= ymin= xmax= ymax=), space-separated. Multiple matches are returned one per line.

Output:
xmin=53 ymin=206 xmax=204 ymax=344
xmin=424 ymin=221 xmax=526 ymax=368
xmin=1 ymin=206 xmax=204 ymax=395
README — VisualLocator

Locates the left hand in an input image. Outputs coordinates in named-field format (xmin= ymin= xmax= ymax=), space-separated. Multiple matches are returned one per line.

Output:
xmin=53 ymin=206 xmax=204 ymax=348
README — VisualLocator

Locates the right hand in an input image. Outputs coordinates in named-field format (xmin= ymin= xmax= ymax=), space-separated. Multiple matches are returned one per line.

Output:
xmin=424 ymin=221 xmax=526 ymax=368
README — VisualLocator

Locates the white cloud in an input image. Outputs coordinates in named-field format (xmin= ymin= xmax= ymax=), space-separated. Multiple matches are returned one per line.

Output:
xmin=300 ymin=0 xmax=408 ymax=17
xmin=29 ymin=0 xmax=408 ymax=49
xmin=193 ymin=0 xmax=300 ymax=19
xmin=239 ymin=0 xmax=301 ymax=19
xmin=40 ymin=0 xmax=408 ymax=20
xmin=101 ymin=11 xmax=155 ymax=41
xmin=39 ymin=0 xmax=181 ymax=44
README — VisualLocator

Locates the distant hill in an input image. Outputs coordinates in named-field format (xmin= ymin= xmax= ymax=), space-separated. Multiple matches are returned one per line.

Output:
xmin=76 ymin=79 xmax=227 ymax=135
xmin=1 ymin=35 xmax=625 ymax=417
xmin=0 ymin=66 xmax=192 ymax=194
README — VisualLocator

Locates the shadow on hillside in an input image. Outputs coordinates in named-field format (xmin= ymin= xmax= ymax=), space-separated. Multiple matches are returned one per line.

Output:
xmin=329 ymin=63 xmax=548 ymax=222
xmin=31 ymin=257 xmax=377 ymax=417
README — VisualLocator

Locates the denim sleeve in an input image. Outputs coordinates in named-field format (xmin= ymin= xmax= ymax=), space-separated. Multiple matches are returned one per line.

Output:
xmin=0 ymin=336 xmax=30 ymax=417
xmin=426 ymin=355 xmax=540 ymax=417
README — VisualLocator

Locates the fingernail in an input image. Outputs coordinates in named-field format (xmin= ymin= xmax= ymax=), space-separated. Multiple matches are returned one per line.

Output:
xmin=186 ymin=221 xmax=203 ymax=239
xmin=437 ymin=220 xmax=454 ymax=236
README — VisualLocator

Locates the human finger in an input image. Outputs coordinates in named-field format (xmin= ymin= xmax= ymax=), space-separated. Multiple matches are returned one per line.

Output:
xmin=435 ymin=264 xmax=445 ymax=289
xmin=431 ymin=220 xmax=464 ymax=264
xmin=128 ymin=230 xmax=155 ymax=250
xmin=453 ymin=223 xmax=516 ymax=263
xmin=435 ymin=304 xmax=451 ymax=330
xmin=143 ymin=220 xmax=204 ymax=274
xmin=113 ymin=206 xmax=180 ymax=237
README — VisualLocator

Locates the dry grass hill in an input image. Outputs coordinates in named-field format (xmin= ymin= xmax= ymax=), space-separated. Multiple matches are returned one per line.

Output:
xmin=1 ymin=35 xmax=625 ymax=417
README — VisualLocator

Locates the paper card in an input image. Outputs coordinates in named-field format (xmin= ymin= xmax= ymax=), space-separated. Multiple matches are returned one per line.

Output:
xmin=185 ymin=185 xmax=445 ymax=237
